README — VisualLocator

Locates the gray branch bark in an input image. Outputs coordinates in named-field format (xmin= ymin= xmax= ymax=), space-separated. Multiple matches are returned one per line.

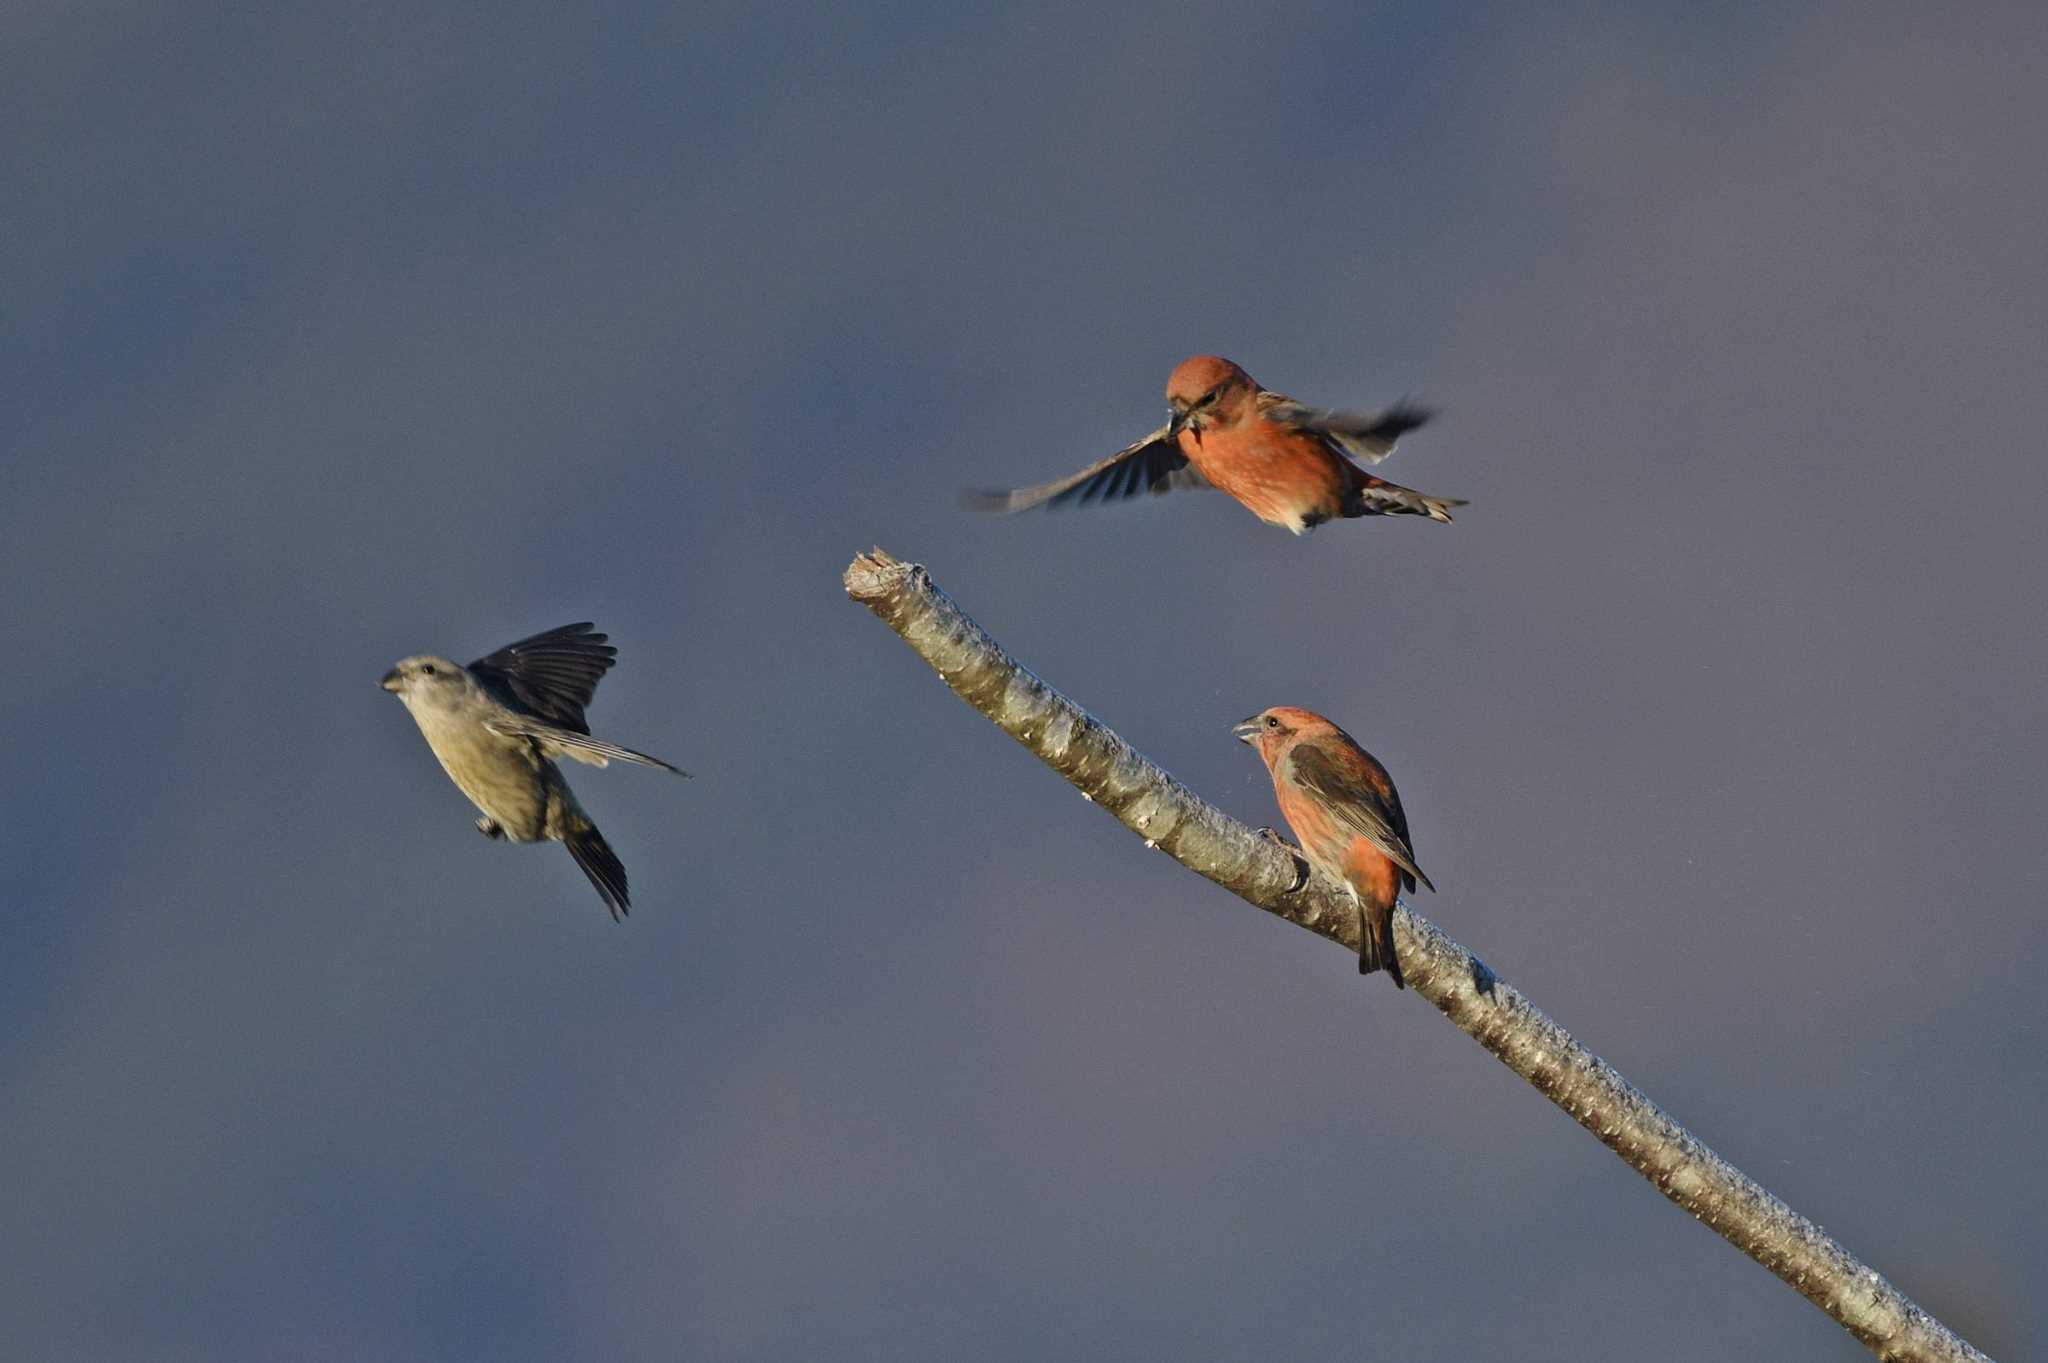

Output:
xmin=844 ymin=547 xmax=1988 ymax=1363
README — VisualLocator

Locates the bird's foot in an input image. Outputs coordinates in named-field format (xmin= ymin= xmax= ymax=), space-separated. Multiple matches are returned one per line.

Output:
xmin=475 ymin=817 xmax=505 ymax=840
xmin=1256 ymin=827 xmax=1311 ymax=894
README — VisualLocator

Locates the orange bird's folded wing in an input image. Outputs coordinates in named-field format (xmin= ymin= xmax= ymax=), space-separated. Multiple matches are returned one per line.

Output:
xmin=1286 ymin=743 xmax=1433 ymax=893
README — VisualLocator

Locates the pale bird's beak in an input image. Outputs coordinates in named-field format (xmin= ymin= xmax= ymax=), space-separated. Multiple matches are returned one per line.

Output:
xmin=1166 ymin=404 xmax=1188 ymax=440
xmin=380 ymin=668 xmax=402 ymax=692
xmin=1231 ymin=716 xmax=1264 ymax=745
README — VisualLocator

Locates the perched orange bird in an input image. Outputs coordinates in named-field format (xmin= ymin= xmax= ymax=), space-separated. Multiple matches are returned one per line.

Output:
xmin=1235 ymin=706 xmax=1435 ymax=985
xmin=970 ymin=355 xmax=1464 ymax=533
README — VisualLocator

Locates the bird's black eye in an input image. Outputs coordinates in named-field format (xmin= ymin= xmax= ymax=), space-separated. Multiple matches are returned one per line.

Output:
xmin=420 ymin=663 xmax=437 ymax=676
xmin=1265 ymin=715 xmax=1280 ymax=729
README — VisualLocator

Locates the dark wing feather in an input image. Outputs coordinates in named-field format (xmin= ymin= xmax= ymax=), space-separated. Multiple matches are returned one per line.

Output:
xmin=469 ymin=622 xmax=617 ymax=735
xmin=963 ymin=425 xmax=1207 ymax=514
xmin=1260 ymin=392 xmax=1432 ymax=467
xmin=1287 ymin=744 xmax=1433 ymax=894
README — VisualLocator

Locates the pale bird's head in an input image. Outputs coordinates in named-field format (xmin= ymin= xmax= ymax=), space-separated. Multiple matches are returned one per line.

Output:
xmin=1165 ymin=355 xmax=1256 ymax=441
xmin=379 ymin=654 xmax=473 ymax=713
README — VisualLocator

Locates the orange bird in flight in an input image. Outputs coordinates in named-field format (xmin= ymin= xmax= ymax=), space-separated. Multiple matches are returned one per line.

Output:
xmin=970 ymin=355 xmax=1464 ymax=534
xmin=1235 ymin=706 xmax=1435 ymax=986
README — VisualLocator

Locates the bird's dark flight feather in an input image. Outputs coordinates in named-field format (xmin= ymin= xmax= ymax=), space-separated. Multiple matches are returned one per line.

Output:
xmin=965 ymin=426 xmax=1209 ymax=514
xmin=1261 ymin=395 xmax=1434 ymax=467
xmin=470 ymin=622 xmax=618 ymax=735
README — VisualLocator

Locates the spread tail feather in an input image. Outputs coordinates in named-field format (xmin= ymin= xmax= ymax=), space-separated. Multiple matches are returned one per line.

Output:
xmin=1346 ymin=473 xmax=1468 ymax=524
xmin=563 ymin=822 xmax=630 ymax=921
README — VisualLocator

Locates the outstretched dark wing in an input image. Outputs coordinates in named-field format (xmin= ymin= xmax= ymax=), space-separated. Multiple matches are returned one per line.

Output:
xmin=1259 ymin=391 xmax=1432 ymax=467
xmin=469 ymin=622 xmax=617 ymax=735
xmin=1286 ymin=744 xmax=1433 ymax=894
xmin=964 ymin=425 xmax=1208 ymax=514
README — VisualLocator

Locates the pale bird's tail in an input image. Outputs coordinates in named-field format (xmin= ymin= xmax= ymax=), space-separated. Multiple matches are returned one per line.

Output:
xmin=563 ymin=820 xmax=630 ymax=922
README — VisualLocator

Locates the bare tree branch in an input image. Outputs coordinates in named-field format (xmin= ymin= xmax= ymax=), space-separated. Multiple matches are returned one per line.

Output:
xmin=845 ymin=547 xmax=1989 ymax=1363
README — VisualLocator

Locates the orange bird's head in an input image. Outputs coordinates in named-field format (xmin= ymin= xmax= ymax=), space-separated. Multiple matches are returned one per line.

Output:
xmin=1232 ymin=704 xmax=1340 ymax=768
xmin=1166 ymin=355 xmax=1257 ymax=441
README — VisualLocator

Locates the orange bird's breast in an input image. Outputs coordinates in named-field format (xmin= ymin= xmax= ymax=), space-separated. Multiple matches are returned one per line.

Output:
xmin=1178 ymin=422 xmax=1349 ymax=531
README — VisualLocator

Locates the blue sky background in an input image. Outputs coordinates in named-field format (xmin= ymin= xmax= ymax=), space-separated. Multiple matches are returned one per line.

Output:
xmin=5 ymin=3 xmax=2044 ymax=1359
